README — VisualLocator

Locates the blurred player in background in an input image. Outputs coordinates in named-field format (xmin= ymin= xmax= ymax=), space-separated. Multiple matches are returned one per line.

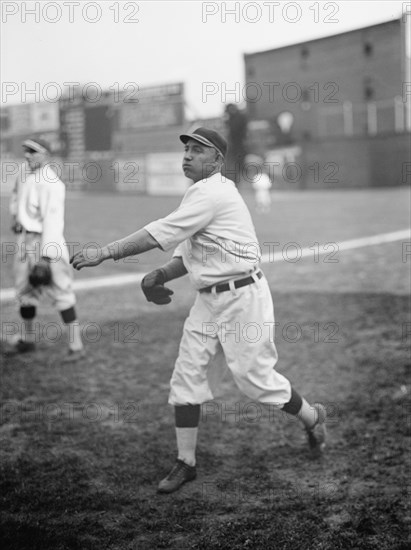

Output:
xmin=9 ymin=137 xmax=84 ymax=362
xmin=247 ymin=155 xmax=273 ymax=214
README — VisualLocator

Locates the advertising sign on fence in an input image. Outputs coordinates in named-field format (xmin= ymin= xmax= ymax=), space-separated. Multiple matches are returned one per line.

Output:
xmin=146 ymin=152 xmax=190 ymax=195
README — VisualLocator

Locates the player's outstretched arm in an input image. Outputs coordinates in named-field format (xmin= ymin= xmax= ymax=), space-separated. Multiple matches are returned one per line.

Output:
xmin=70 ymin=229 xmax=159 ymax=270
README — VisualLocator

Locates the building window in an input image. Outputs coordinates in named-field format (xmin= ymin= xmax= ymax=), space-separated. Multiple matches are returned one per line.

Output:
xmin=302 ymin=88 xmax=310 ymax=102
xmin=364 ymin=42 xmax=373 ymax=56
xmin=247 ymin=66 xmax=255 ymax=78
xmin=301 ymin=88 xmax=311 ymax=111
xmin=364 ymin=82 xmax=374 ymax=101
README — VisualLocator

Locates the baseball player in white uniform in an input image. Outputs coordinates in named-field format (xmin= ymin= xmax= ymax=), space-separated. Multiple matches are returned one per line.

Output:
xmin=71 ymin=128 xmax=327 ymax=493
xmin=251 ymin=162 xmax=272 ymax=213
xmin=9 ymin=137 xmax=84 ymax=362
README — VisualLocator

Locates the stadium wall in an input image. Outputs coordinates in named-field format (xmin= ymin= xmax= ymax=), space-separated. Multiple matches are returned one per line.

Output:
xmin=301 ymin=133 xmax=411 ymax=189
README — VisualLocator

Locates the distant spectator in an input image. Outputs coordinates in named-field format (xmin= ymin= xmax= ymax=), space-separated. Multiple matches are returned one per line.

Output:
xmin=223 ymin=104 xmax=248 ymax=185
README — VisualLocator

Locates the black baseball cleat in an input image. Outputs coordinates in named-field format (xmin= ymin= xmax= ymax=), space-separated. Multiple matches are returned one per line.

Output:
xmin=305 ymin=403 xmax=327 ymax=458
xmin=15 ymin=339 xmax=36 ymax=353
xmin=157 ymin=459 xmax=197 ymax=494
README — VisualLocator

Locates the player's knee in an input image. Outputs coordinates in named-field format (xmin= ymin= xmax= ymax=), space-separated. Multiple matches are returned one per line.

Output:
xmin=60 ymin=306 xmax=77 ymax=324
xmin=20 ymin=305 xmax=36 ymax=319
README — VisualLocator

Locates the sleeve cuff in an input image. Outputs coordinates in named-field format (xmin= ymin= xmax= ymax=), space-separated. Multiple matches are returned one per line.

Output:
xmin=144 ymin=222 xmax=174 ymax=252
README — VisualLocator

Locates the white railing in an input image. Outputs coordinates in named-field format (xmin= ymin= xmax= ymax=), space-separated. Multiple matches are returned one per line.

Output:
xmin=318 ymin=96 xmax=410 ymax=138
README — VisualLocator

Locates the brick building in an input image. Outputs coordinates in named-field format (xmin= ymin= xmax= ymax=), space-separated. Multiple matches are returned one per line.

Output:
xmin=243 ymin=19 xmax=410 ymax=188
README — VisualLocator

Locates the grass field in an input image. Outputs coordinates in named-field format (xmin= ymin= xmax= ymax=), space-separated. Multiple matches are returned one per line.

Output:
xmin=1 ymin=187 xmax=411 ymax=549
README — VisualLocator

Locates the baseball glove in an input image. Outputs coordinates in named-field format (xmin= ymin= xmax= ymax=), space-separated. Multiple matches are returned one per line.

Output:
xmin=141 ymin=268 xmax=174 ymax=305
xmin=29 ymin=258 xmax=52 ymax=287
xmin=11 ymin=220 xmax=23 ymax=234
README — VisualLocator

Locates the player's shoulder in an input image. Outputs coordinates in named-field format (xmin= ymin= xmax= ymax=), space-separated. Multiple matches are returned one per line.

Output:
xmin=37 ymin=166 xmax=64 ymax=187
xmin=207 ymin=172 xmax=237 ymax=193
xmin=195 ymin=173 xmax=235 ymax=203
xmin=36 ymin=170 xmax=66 ymax=198
xmin=208 ymin=173 xmax=247 ymax=211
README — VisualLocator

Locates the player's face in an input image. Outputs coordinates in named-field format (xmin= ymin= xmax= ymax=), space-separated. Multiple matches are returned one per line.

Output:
xmin=182 ymin=139 xmax=220 ymax=183
xmin=24 ymin=149 xmax=46 ymax=170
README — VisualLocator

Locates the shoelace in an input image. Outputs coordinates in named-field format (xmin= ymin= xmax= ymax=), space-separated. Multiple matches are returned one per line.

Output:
xmin=167 ymin=461 xmax=190 ymax=479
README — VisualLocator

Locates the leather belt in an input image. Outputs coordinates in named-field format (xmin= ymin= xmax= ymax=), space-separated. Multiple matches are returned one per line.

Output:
xmin=199 ymin=271 xmax=263 ymax=294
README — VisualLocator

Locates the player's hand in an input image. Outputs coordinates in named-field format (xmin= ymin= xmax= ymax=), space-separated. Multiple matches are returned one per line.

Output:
xmin=141 ymin=268 xmax=174 ymax=305
xmin=70 ymin=246 xmax=106 ymax=270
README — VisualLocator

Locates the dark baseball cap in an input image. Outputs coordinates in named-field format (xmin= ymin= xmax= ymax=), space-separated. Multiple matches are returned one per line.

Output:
xmin=180 ymin=127 xmax=227 ymax=158
xmin=22 ymin=137 xmax=51 ymax=154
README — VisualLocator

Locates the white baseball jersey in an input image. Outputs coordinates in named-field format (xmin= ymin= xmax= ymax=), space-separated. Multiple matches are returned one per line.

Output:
xmin=251 ymin=173 xmax=272 ymax=191
xmin=252 ymin=173 xmax=272 ymax=213
xmin=10 ymin=165 xmax=67 ymax=260
xmin=10 ymin=165 xmax=75 ymax=311
xmin=145 ymin=172 xmax=261 ymax=289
